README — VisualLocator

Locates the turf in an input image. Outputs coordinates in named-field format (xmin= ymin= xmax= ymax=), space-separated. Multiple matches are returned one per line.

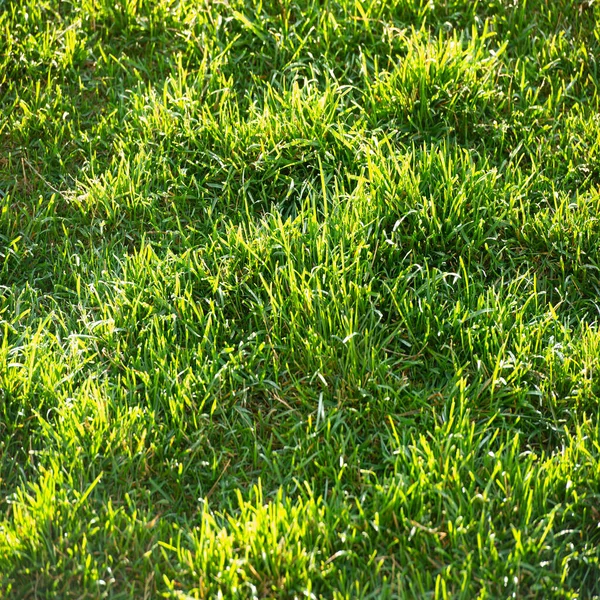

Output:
xmin=1 ymin=0 xmax=600 ymax=597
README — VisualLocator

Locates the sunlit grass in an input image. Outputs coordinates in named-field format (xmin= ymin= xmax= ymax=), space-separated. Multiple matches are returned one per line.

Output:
xmin=1 ymin=0 xmax=600 ymax=597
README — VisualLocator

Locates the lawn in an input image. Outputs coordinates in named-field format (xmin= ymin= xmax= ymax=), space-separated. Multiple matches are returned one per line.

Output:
xmin=1 ymin=0 xmax=600 ymax=597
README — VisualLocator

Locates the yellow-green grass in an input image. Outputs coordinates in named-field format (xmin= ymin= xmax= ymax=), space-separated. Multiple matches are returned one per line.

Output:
xmin=1 ymin=0 xmax=600 ymax=597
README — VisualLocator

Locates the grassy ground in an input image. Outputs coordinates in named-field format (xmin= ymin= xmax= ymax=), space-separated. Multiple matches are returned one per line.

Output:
xmin=1 ymin=0 xmax=600 ymax=597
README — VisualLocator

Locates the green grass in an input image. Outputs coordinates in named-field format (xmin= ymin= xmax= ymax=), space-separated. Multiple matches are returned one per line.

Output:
xmin=1 ymin=0 xmax=600 ymax=597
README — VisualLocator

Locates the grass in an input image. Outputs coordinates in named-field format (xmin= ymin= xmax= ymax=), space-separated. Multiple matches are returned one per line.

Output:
xmin=1 ymin=0 xmax=600 ymax=597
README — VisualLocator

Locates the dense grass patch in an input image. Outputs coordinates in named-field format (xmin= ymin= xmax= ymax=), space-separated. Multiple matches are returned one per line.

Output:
xmin=1 ymin=0 xmax=600 ymax=597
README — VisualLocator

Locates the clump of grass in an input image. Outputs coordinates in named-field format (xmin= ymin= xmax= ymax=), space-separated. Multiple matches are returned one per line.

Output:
xmin=1 ymin=0 xmax=600 ymax=597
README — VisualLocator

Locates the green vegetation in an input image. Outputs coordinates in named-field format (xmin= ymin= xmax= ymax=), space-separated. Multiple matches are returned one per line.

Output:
xmin=1 ymin=0 xmax=600 ymax=597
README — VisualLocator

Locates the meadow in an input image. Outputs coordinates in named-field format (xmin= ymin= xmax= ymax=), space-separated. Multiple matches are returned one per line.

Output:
xmin=1 ymin=0 xmax=600 ymax=597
